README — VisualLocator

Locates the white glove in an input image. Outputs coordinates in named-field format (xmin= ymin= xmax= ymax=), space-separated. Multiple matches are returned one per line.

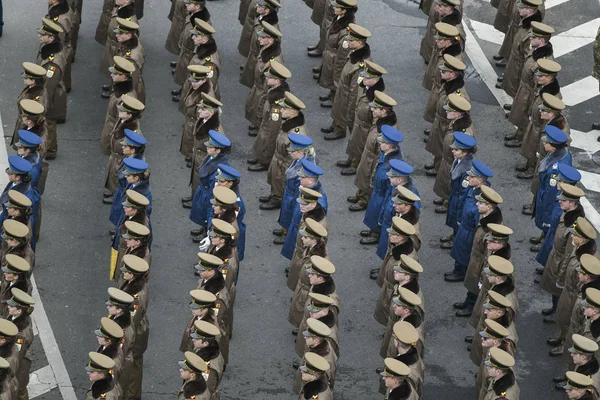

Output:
xmin=198 ymin=236 xmax=210 ymax=252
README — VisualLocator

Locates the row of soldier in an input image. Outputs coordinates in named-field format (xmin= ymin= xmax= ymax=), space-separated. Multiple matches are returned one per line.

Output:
xmin=418 ymin=0 xmax=600 ymax=398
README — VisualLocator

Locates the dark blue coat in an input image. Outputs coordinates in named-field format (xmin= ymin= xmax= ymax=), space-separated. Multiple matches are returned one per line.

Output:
xmin=189 ymin=154 xmax=230 ymax=227
xmin=375 ymin=179 xmax=421 ymax=260
xmin=536 ymin=201 xmax=563 ymax=266
xmin=450 ymin=186 xmax=480 ymax=266
xmin=281 ymin=182 xmax=328 ymax=260
xmin=363 ymin=148 xmax=404 ymax=233
xmin=534 ymin=149 xmax=572 ymax=232
xmin=207 ymin=186 xmax=247 ymax=262
xmin=277 ymin=154 xmax=316 ymax=230
xmin=445 ymin=154 xmax=474 ymax=231
xmin=23 ymin=152 xmax=42 ymax=189
xmin=109 ymin=154 xmax=147 ymax=226
xmin=22 ymin=153 xmax=41 ymax=250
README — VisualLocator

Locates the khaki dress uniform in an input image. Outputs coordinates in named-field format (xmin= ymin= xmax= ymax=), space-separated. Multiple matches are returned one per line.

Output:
xmin=12 ymin=64 xmax=47 ymax=145
xmin=239 ymin=0 xmax=257 ymax=26
xmin=46 ymin=1 xmax=75 ymax=93
xmin=345 ymin=77 xmax=384 ymax=166
xmin=238 ymin=7 xmax=279 ymax=60
xmin=330 ymin=36 xmax=372 ymax=136
xmin=12 ymin=312 xmax=33 ymax=400
xmin=177 ymin=381 xmax=211 ymax=400
xmin=463 ymin=212 xmax=504 ymax=296
xmin=423 ymin=23 xmax=463 ymax=91
xmin=115 ymin=35 xmax=146 ymax=103
xmin=267 ymin=114 xmax=307 ymax=202
xmin=293 ymin=343 xmax=337 ymax=394
xmin=420 ymin=4 xmax=463 ymax=64
xmin=243 ymin=41 xmax=284 ymax=124
xmin=497 ymin=4 xmax=521 ymax=60
xmin=106 ymin=289 xmax=136 ymax=397
xmin=311 ymin=0 xmax=333 ymax=53
xmin=36 ymin=24 xmax=68 ymax=158
xmin=188 ymin=41 xmax=221 ymax=100
xmin=508 ymin=42 xmax=554 ymax=129
xmin=318 ymin=11 xmax=355 ymax=91
xmin=100 ymin=84 xmax=137 ymax=156
xmin=174 ymin=9 xmax=212 ymax=86
xmin=99 ymin=4 xmax=137 ymax=77
xmin=94 ymin=0 xmax=114 ymax=45
xmin=178 ymin=75 xmax=215 ymax=159
xmin=354 ymin=114 xmax=398 ymax=204
xmin=556 ymin=241 xmax=598 ymax=343
xmin=295 ymin=308 xmax=340 ymax=358
xmin=501 ymin=13 xmax=544 ymax=98
xmin=252 ymin=82 xmax=289 ymax=166
xmin=423 ymin=53 xmax=465 ymax=123
xmin=104 ymin=119 xmax=141 ymax=194
xmin=542 ymin=206 xmax=585 ymax=295
xmin=84 ymin=380 xmax=120 ymax=400
xmin=493 ymin=0 xmax=515 ymax=33
xmin=190 ymin=115 xmax=224 ymax=195
xmin=67 ymin=0 xmax=81 ymax=57
xmin=166 ymin=0 xmax=187 ymax=54
xmin=0 ymin=376 xmax=17 ymax=400
xmin=479 ymin=376 xmax=520 ymax=400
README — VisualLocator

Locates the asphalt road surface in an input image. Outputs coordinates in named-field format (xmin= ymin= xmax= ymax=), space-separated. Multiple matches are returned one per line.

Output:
xmin=1 ymin=0 xmax=600 ymax=398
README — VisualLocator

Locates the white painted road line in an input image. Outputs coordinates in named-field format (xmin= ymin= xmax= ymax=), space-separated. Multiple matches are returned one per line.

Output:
xmin=0 ymin=113 xmax=9 ymax=188
xmin=469 ymin=18 xmax=600 ymax=58
xmin=561 ymin=75 xmax=599 ymax=106
xmin=552 ymin=18 xmax=600 ymax=58
xmin=463 ymin=16 xmax=600 ymax=233
xmin=463 ymin=21 xmax=513 ymax=105
xmin=580 ymin=170 xmax=600 ymax=193
xmin=30 ymin=276 xmax=77 ymax=400
xmin=27 ymin=365 xmax=59 ymax=398
xmin=570 ymin=129 xmax=600 ymax=155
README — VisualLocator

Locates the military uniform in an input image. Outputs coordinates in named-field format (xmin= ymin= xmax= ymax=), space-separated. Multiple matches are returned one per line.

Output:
xmin=12 ymin=63 xmax=47 ymax=143
xmin=297 ymin=353 xmax=333 ymax=400
xmin=83 ymin=353 xmax=121 ymax=400
xmin=105 ymin=288 xmax=135 ymax=396
xmin=239 ymin=0 xmax=257 ymax=26
xmin=419 ymin=0 xmax=463 ymax=63
xmin=238 ymin=0 xmax=279 ymax=61
xmin=190 ymin=320 xmax=224 ymax=400
xmin=0 ymin=255 xmax=31 ymax=318
xmin=177 ymin=353 xmax=212 ymax=400
xmin=178 ymin=67 xmax=217 ymax=159
xmin=243 ymin=22 xmax=284 ymax=126
xmin=423 ymin=22 xmax=463 ymax=91
xmin=326 ymin=24 xmax=372 ymax=140
xmin=295 ymin=293 xmax=340 ymax=358
xmin=342 ymin=61 xmax=386 ymax=170
xmin=352 ymin=92 xmax=398 ymax=208
xmin=99 ymin=3 xmax=137 ymax=77
xmin=36 ymin=18 xmax=68 ymax=159
xmin=100 ymin=56 xmax=137 ymax=156
xmin=379 ymin=358 xmax=419 ymax=400
xmin=111 ymin=18 xmax=145 ymax=103
xmin=317 ymin=0 xmax=356 ymax=92
xmin=118 ymin=255 xmax=149 ymax=400
xmin=179 ymin=290 xmax=224 ymax=360
xmin=46 ymin=0 xmax=75 ymax=92
xmin=0 ymin=356 xmax=18 ymax=400
xmin=500 ymin=1 xmax=543 ymax=97
xmin=94 ymin=317 xmax=125 ymax=382
xmin=478 ymin=348 xmax=519 ymax=400
xmin=185 ymin=19 xmax=221 ymax=99
xmin=473 ymin=319 xmax=515 ymax=396
xmin=293 ymin=319 xmax=337 ymax=394
xmin=166 ymin=0 xmax=188 ymax=54
xmin=248 ymin=60 xmax=291 ymax=169
xmin=104 ymin=96 xmax=145 ymax=196
xmin=174 ymin=5 xmax=212 ymax=87
xmin=263 ymin=92 xmax=308 ymax=207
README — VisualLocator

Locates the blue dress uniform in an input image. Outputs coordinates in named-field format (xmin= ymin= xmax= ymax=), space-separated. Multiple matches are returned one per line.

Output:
xmin=16 ymin=131 xmax=43 ymax=250
xmin=110 ymin=158 xmax=152 ymax=228
xmin=281 ymin=160 xmax=327 ymax=260
xmin=363 ymin=125 xmax=405 ymax=234
xmin=375 ymin=160 xmax=420 ymax=259
xmin=445 ymin=132 xmax=477 ymax=233
xmin=109 ymin=129 xmax=148 ymax=226
xmin=536 ymin=164 xmax=581 ymax=266
xmin=533 ymin=126 xmax=572 ymax=232
xmin=449 ymin=160 xmax=493 ymax=279
xmin=189 ymin=131 xmax=231 ymax=228
xmin=277 ymin=134 xmax=315 ymax=232
xmin=0 ymin=157 xmax=35 ymax=230
xmin=206 ymin=164 xmax=247 ymax=261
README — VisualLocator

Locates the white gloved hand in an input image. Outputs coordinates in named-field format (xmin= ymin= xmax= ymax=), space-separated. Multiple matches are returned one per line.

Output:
xmin=198 ymin=236 xmax=210 ymax=252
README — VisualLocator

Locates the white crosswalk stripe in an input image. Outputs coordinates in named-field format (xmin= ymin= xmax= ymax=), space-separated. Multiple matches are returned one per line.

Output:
xmin=570 ymin=129 xmax=600 ymax=155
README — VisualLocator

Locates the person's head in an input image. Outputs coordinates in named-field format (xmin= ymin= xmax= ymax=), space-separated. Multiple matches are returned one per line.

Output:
xmin=392 ymin=185 xmax=419 ymax=216
xmin=387 ymin=216 xmax=416 ymax=246
xmin=94 ymin=317 xmax=124 ymax=348
xmin=2 ymin=220 xmax=30 ymax=251
xmin=188 ymin=289 xmax=217 ymax=317
xmin=535 ymin=59 xmax=561 ymax=86
xmin=434 ymin=22 xmax=460 ymax=50
xmin=5 ymin=190 xmax=32 ymax=220
xmin=343 ymin=23 xmax=370 ymax=51
xmin=391 ymin=287 xmax=422 ymax=318
xmin=569 ymin=334 xmax=599 ymax=367
xmin=264 ymin=60 xmax=290 ymax=88
xmin=482 ymin=291 xmax=511 ymax=320
xmin=105 ymin=287 xmax=133 ymax=317
xmin=450 ymin=131 xmax=477 ymax=161
xmin=380 ymin=358 xmax=410 ymax=389
xmin=116 ymin=95 xmax=145 ymax=122
xmin=121 ymin=190 xmax=149 ymax=218
xmin=359 ymin=60 xmax=386 ymax=87
xmin=300 ymin=218 xmax=327 ymax=249
xmin=302 ymin=318 xmax=331 ymax=349
xmin=196 ymin=92 xmax=221 ymax=120
xmin=204 ymin=130 xmax=231 ymax=158
xmin=189 ymin=17 xmax=215 ymax=46
xmin=306 ymin=293 xmax=333 ymax=319
xmin=300 ymin=352 xmax=330 ymax=382
xmin=113 ymin=17 xmax=139 ymax=43
xmin=256 ymin=21 xmax=281 ymax=47
xmin=85 ymin=352 xmax=115 ymax=382
xmin=306 ymin=256 xmax=335 ymax=286
xmin=377 ymin=125 xmax=404 ymax=155
xmin=439 ymin=54 xmax=466 ymax=82
xmin=483 ymin=348 xmax=514 ymax=381
xmin=120 ymin=254 xmax=149 ymax=283
xmin=466 ymin=160 xmax=493 ymax=188
xmin=483 ymin=254 xmax=514 ymax=286
xmin=280 ymin=91 xmax=305 ymax=120
xmin=37 ymin=18 xmax=62 ymax=44
xmin=391 ymin=320 xmax=419 ymax=355
xmin=434 ymin=0 xmax=457 ymax=16
xmin=444 ymin=93 xmax=471 ymax=121
xmin=21 ymin=62 xmax=46 ymax=88
xmin=109 ymin=55 xmax=135 ymax=83
xmin=570 ymin=217 xmax=597 ymax=248
xmin=15 ymin=130 xmax=42 ymax=157
xmin=190 ymin=319 xmax=220 ymax=350
xmin=475 ymin=186 xmax=503 ymax=216
xmin=297 ymin=187 xmax=322 ymax=214
xmin=297 ymin=159 xmax=323 ymax=190
xmin=541 ymin=125 xmax=568 ymax=154
xmin=392 ymin=255 xmax=423 ymax=285
xmin=330 ymin=0 xmax=357 ymax=16
xmin=178 ymin=351 xmax=207 ymax=382
xmin=369 ymin=91 xmax=397 ymax=120
xmin=563 ymin=372 xmax=595 ymax=399
xmin=479 ymin=318 xmax=509 ymax=349
xmin=185 ymin=0 xmax=204 ymax=13
xmin=557 ymin=183 xmax=584 ymax=212
xmin=194 ymin=253 xmax=223 ymax=281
